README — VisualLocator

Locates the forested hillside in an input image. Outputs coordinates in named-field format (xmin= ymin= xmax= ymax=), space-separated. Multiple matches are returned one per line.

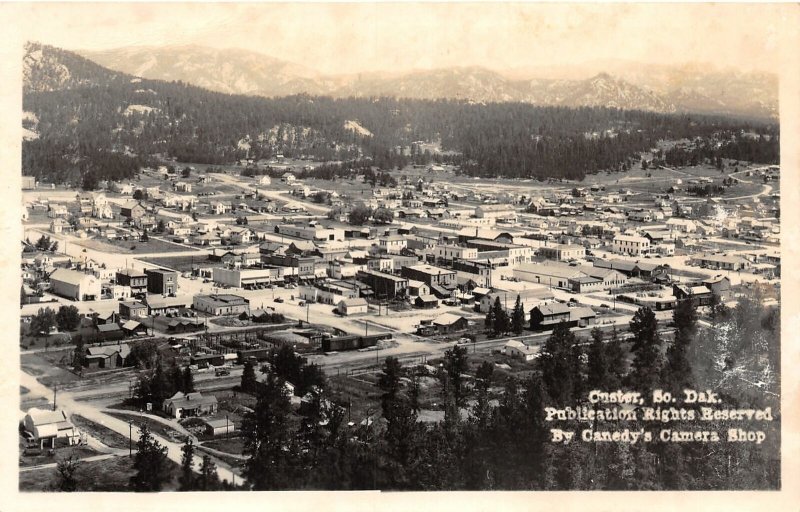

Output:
xmin=22 ymin=43 xmax=779 ymax=186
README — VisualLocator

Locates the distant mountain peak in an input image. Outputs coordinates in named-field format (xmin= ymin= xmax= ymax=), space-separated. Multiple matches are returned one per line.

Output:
xmin=34 ymin=43 xmax=777 ymax=119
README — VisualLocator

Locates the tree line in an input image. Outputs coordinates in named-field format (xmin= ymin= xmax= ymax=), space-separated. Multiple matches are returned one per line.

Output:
xmin=230 ymin=289 xmax=778 ymax=490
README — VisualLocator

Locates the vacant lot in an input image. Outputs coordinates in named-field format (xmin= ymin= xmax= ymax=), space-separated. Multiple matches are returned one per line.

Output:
xmin=74 ymin=236 xmax=199 ymax=255
xmin=139 ymin=254 xmax=219 ymax=272
xmin=21 ymin=352 xmax=81 ymax=388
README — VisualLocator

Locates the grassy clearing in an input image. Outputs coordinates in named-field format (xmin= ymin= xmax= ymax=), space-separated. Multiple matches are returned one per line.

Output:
xmin=202 ymin=437 xmax=245 ymax=455
xmin=19 ymin=454 xmax=181 ymax=492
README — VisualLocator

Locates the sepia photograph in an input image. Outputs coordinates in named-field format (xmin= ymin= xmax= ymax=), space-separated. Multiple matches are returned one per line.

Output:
xmin=2 ymin=1 xmax=799 ymax=507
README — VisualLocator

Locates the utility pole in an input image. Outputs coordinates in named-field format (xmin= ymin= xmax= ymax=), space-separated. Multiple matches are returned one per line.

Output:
xmin=53 ymin=385 xmax=57 ymax=411
xmin=129 ymin=420 xmax=133 ymax=457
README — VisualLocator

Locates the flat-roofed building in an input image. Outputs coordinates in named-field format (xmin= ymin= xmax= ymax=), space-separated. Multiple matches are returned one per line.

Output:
xmin=613 ymin=234 xmax=651 ymax=256
xmin=193 ymin=294 xmax=250 ymax=316
xmin=356 ymin=269 xmax=408 ymax=299
xmin=401 ymin=264 xmax=457 ymax=298
xmin=145 ymin=268 xmax=178 ymax=295
xmin=537 ymin=244 xmax=586 ymax=261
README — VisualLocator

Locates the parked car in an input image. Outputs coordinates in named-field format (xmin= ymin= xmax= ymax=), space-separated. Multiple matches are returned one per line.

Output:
xmin=215 ymin=368 xmax=230 ymax=377
xmin=274 ymin=297 xmax=284 ymax=303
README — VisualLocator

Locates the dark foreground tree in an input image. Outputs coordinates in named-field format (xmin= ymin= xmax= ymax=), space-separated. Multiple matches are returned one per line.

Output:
xmin=179 ymin=438 xmax=196 ymax=491
xmin=130 ymin=423 xmax=170 ymax=492
xmin=241 ymin=371 xmax=294 ymax=490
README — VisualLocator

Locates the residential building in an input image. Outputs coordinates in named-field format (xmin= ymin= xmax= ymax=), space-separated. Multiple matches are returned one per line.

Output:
xmin=163 ymin=392 xmax=218 ymax=419
xmin=337 ymin=297 xmax=369 ymax=316
xmin=120 ymin=201 xmax=146 ymax=220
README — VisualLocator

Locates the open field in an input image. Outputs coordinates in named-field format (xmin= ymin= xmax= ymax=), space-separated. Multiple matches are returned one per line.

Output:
xmin=138 ymin=254 xmax=221 ymax=272
xmin=74 ymin=236 xmax=200 ymax=255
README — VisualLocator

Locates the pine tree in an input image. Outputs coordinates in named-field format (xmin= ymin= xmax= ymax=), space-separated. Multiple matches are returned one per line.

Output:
xmin=198 ymin=455 xmax=220 ymax=491
xmin=182 ymin=366 xmax=195 ymax=393
xmin=587 ymin=327 xmax=607 ymax=389
xmin=241 ymin=371 xmax=293 ymax=490
xmin=130 ymin=423 xmax=170 ymax=492
xmin=72 ymin=337 xmax=86 ymax=374
xmin=492 ymin=297 xmax=509 ymax=336
xmin=538 ymin=321 xmax=575 ymax=406
xmin=378 ymin=356 xmax=403 ymax=413
xmin=663 ymin=298 xmax=697 ymax=392
xmin=443 ymin=344 xmax=469 ymax=408
xmin=511 ymin=294 xmax=525 ymax=335
xmin=629 ymin=307 xmax=662 ymax=393
xmin=484 ymin=304 xmax=495 ymax=333
xmin=241 ymin=359 xmax=256 ymax=393
xmin=179 ymin=438 xmax=196 ymax=491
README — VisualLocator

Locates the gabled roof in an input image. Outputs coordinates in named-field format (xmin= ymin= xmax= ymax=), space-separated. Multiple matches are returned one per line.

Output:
xmin=433 ymin=313 xmax=466 ymax=326
xmin=26 ymin=407 xmax=67 ymax=426
xmin=534 ymin=303 xmax=571 ymax=316
xmin=50 ymin=268 xmax=93 ymax=286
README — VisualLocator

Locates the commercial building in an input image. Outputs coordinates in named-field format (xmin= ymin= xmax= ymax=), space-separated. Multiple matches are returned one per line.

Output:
xmin=612 ymin=234 xmax=651 ymax=256
xmin=356 ymin=269 xmax=408 ymax=299
xmin=401 ymin=264 xmax=457 ymax=298
xmin=193 ymin=294 xmax=250 ymax=316
xmin=116 ymin=268 xmax=148 ymax=295
xmin=537 ymin=244 xmax=586 ymax=262
xmin=145 ymin=268 xmax=178 ymax=295
xmin=49 ymin=268 xmax=101 ymax=301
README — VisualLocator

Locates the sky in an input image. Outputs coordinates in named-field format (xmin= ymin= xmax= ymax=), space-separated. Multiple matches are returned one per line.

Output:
xmin=3 ymin=2 xmax=797 ymax=75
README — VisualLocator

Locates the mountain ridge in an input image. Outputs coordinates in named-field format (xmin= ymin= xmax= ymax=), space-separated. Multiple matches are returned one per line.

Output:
xmin=74 ymin=44 xmax=778 ymax=119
